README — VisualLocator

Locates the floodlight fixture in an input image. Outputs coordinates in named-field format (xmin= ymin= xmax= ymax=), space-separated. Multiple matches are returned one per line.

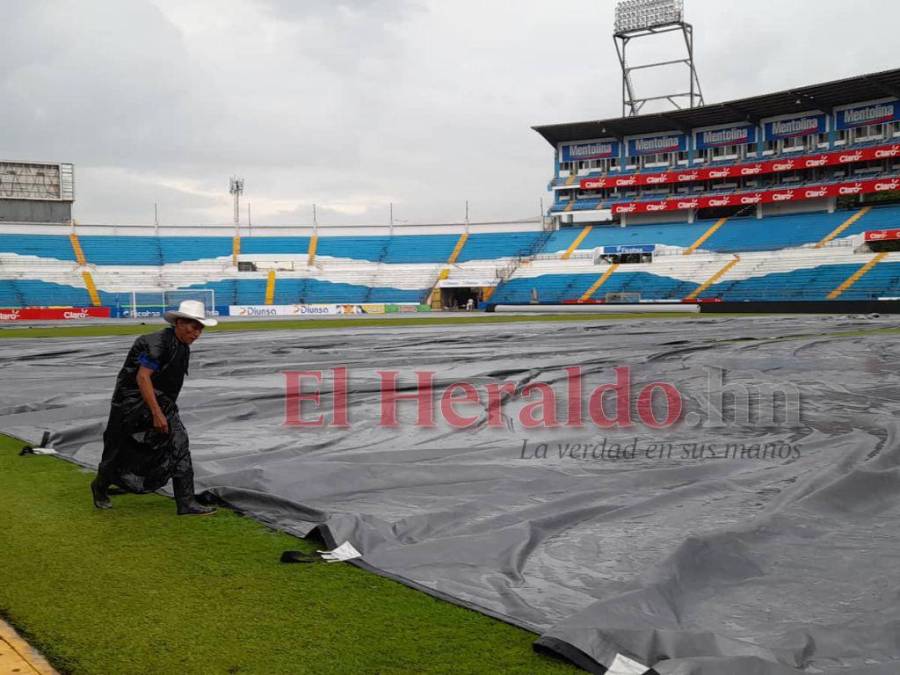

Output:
xmin=613 ymin=0 xmax=703 ymax=116
xmin=614 ymin=0 xmax=683 ymax=34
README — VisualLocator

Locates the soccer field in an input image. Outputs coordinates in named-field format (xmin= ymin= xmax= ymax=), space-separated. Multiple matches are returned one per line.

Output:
xmin=3 ymin=313 xmax=900 ymax=673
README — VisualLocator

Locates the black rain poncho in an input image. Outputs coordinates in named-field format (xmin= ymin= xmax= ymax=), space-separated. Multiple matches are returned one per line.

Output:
xmin=98 ymin=326 xmax=193 ymax=493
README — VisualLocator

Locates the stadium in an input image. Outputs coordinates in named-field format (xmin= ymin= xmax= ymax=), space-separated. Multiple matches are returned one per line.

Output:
xmin=2 ymin=67 xmax=900 ymax=315
xmin=2 ymin=2 xmax=900 ymax=674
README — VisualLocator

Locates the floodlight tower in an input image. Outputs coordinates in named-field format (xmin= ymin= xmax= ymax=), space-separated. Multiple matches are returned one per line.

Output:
xmin=229 ymin=176 xmax=244 ymax=234
xmin=613 ymin=0 xmax=704 ymax=116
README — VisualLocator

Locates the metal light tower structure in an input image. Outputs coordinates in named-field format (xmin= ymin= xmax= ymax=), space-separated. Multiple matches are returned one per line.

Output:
xmin=229 ymin=176 xmax=244 ymax=234
xmin=613 ymin=0 xmax=704 ymax=116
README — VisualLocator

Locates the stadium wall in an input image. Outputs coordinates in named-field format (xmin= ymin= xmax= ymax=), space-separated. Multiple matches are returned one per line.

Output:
xmin=0 ymin=220 xmax=544 ymax=238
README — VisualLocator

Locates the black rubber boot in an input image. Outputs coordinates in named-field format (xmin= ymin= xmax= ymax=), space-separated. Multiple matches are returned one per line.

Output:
xmin=173 ymin=475 xmax=216 ymax=516
xmin=91 ymin=475 xmax=112 ymax=510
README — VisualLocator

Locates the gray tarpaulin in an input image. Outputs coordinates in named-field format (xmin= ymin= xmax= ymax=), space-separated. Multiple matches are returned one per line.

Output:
xmin=2 ymin=316 xmax=900 ymax=674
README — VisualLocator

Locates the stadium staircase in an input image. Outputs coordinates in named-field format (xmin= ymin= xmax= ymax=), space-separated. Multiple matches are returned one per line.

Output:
xmin=683 ymin=217 xmax=729 ymax=255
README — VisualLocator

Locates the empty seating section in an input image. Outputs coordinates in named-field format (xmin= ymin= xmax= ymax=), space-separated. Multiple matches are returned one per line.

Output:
xmin=840 ymin=261 xmax=900 ymax=299
xmin=602 ymin=271 xmax=695 ymax=299
xmin=0 ymin=231 xmax=542 ymax=267
xmin=596 ymin=222 xmax=704 ymax=251
xmin=706 ymin=265 xmax=862 ymax=301
xmin=0 ymin=279 xmax=91 ymax=306
xmin=541 ymin=222 xmax=708 ymax=254
xmin=490 ymin=274 xmax=600 ymax=304
xmin=492 ymin=260 xmax=898 ymax=303
xmin=863 ymin=205 xmax=900 ymax=230
xmin=702 ymin=211 xmax=857 ymax=252
xmin=158 ymin=236 xmax=233 ymax=262
xmin=236 ymin=237 xmax=308 ymax=257
xmin=79 ymin=236 xmax=163 ymax=265
xmin=383 ymin=235 xmax=459 ymax=263
xmin=491 ymin=264 xmax=703 ymax=304
xmin=316 ymin=235 xmax=390 ymax=262
xmin=539 ymin=206 xmax=900 ymax=255
xmin=181 ymin=279 xmax=426 ymax=306
xmin=0 ymin=234 xmax=77 ymax=262
xmin=3 ymin=207 xmax=900 ymax=307
xmin=455 ymin=232 xmax=544 ymax=262
xmin=540 ymin=229 xmax=582 ymax=253
xmin=298 ymin=233 xmax=540 ymax=264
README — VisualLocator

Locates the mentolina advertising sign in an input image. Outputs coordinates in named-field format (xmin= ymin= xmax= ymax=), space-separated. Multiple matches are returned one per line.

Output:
xmin=694 ymin=125 xmax=757 ymax=150
xmin=764 ymin=114 xmax=827 ymax=140
xmin=627 ymin=133 xmax=687 ymax=156
xmin=836 ymin=100 xmax=899 ymax=130
xmin=560 ymin=139 xmax=620 ymax=163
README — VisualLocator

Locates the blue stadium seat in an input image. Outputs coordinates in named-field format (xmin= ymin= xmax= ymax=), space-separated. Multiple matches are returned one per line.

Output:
xmin=456 ymin=232 xmax=545 ymax=262
xmin=4 ymin=207 xmax=900 ymax=309
xmin=0 ymin=234 xmax=78 ymax=262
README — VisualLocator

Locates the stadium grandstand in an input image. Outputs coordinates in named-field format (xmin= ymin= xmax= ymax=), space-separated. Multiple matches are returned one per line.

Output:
xmin=1 ymin=70 xmax=900 ymax=318
xmin=6 ymin=2 xmax=900 ymax=673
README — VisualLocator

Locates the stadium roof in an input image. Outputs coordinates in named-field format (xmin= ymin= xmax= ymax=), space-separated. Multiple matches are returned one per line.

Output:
xmin=533 ymin=67 xmax=900 ymax=146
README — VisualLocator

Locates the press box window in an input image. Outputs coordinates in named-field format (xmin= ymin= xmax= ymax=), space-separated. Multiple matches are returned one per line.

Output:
xmin=780 ymin=137 xmax=805 ymax=153
xmin=855 ymin=124 xmax=883 ymax=141
xmin=642 ymin=153 xmax=671 ymax=168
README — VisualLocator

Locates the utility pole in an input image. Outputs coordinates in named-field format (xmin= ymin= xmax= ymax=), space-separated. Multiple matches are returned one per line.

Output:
xmin=229 ymin=177 xmax=244 ymax=236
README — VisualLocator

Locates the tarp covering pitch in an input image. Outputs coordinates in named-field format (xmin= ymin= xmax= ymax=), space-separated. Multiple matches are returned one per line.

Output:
xmin=3 ymin=315 xmax=900 ymax=674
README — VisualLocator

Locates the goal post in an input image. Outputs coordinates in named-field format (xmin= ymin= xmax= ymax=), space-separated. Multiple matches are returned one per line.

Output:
xmin=124 ymin=289 xmax=216 ymax=319
xmin=127 ymin=291 xmax=165 ymax=319
xmin=605 ymin=291 xmax=641 ymax=304
xmin=164 ymin=289 xmax=216 ymax=313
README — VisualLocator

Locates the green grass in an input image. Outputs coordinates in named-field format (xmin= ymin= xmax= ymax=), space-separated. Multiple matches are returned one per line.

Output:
xmin=0 ymin=433 xmax=575 ymax=674
xmin=0 ymin=312 xmax=700 ymax=339
xmin=1 ymin=312 xmax=898 ymax=342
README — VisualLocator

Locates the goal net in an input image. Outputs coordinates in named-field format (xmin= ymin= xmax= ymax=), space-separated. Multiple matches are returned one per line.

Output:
xmin=604 ymin=291 xmax=641 ymax=304
xmin=124 ymin=289 xmax=216 ymax=319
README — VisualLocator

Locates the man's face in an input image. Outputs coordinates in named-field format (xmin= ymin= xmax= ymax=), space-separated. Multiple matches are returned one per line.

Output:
xmin=174 ymin=318 xmax=204 ymax=345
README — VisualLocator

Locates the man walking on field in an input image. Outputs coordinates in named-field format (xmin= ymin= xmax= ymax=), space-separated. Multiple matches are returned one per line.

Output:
xmin=91 ymin=300 xmax=217 ymax=516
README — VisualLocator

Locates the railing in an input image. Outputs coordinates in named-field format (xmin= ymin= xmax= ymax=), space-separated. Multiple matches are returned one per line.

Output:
xmin=495 ymin=258 xmax=521 ymax=282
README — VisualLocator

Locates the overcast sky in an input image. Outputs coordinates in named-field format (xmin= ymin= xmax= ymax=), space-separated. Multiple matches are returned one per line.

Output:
xmin=2 ymin=0 xmax=898 ymax=227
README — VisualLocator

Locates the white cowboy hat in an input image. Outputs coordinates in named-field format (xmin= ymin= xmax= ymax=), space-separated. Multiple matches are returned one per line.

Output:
xmin=163 ymin=300 xmax=218 ymax=327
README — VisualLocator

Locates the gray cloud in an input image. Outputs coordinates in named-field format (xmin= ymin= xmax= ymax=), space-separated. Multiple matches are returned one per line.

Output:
xmin=256 ymin=0 xmax=417 ymax=22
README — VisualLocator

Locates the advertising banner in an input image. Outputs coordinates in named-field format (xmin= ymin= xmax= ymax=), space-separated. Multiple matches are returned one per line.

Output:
xmin=695 ymin=125 xmax=757 ymax=150
xmin=627 ymin=134 xmax=687 ymax=156
xmin=0 ymin=307 xmax=111 ymax=321
xmin=117 ymin=307 xmax=225 ymax=319
xmin=602 ymin=245 xmax=656 ymax=254
xmin=764 ymin=114 xmax=827 ymax=140
xmin=865 ymin=229 xmax=900 ymax=242
xmin=230 ymin=304 xmax=363 ymax=317
xmin=560 ymin=140 xmax=619 ymax=163
xmin=228 ymin=303 xmax=429 ymax=317
xmin=836 ymin=101 xmax=899 ymax=130
xmin=438 ymin=279 xmax=499 ymax=288
xmin=610 ymin=176 xmax=900 ymax=214
xmin=580 ymin=143 xmax=900 ymax=191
